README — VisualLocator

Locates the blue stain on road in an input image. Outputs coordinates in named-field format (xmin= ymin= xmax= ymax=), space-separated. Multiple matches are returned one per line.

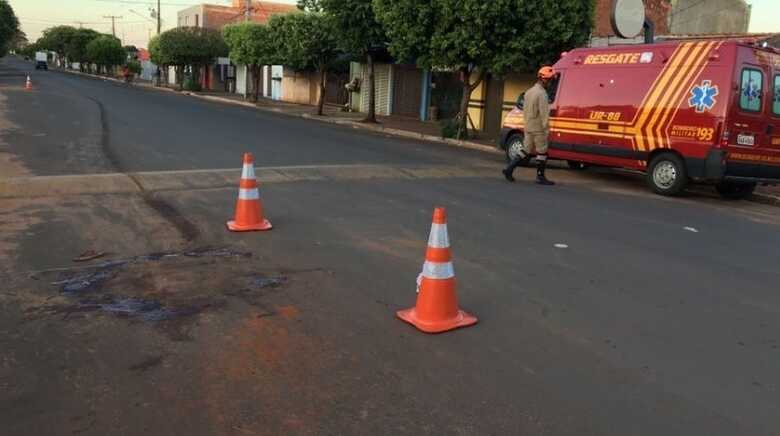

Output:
xmin=99 ymin=298 xmax=175 ymax=321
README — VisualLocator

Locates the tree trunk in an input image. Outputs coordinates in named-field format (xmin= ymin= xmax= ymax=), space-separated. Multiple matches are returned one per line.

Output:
xmin=362 ymin=52 xmax=377 ymax=123
xmin=252 ymin=65 xmax=261 ymax=102
xmin=456 ymin=67 xmax=485 ymax=140
xmin=317 ymin=66 xmax=327 ymax=116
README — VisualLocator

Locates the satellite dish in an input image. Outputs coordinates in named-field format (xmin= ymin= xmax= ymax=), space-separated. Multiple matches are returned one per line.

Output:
xmin=611 ymin=0 xmax=646 ymax=38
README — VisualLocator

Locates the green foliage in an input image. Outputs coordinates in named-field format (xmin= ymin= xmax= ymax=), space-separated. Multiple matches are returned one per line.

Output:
xmin=156 ymin=27 xmax=228 ymax=69
xmin=35 ymin=25 xmax=78 ymax=55
xmin=66 ymin=28 xmax=101 ymax=64
xmin=86 ymin=35 xmax=125 ymax=70
xmin=125 ymin=59 xmax=142 ymax=75
xmin=439 ymin=118 xmax=459 ymax=139
xmin=374 ymin=0 xmax=594 ymax=137
xmin=319 ymin=0 xmax=384 ymax=57
xmin=296 ymin=0 xmax=321 ymax=11
xmin=0 ymin=0 xmax=19 ymax=56
xmin=373 ymin=0 xmax=594 ymax=75
xmin=183 ymin=75 xmax=202 ymax=92
xmin=9 ymin=29 xmax=26 ymax=52
xmin=148 ymin=35 xmax=163 ymax=65
xmin=19 ymin=41 xmax=38 ymax=59
xmin=270 ymin=12 xmax=338 ymax=72
xmin=223 ymin=23 xmax=279 ymax=68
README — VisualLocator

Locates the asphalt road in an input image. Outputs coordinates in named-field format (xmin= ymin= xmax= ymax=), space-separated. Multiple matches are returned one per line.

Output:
xmin=1 ymin=57 xmax=779 ymax=436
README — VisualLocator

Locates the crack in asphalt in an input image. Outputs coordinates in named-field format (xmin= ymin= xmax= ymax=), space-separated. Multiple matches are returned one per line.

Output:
xmin=87 ymin=96 xmax=200 ymax=243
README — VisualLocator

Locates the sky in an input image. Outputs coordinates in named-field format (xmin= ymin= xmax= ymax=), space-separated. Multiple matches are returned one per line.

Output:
xmin=8 ymin=0 xmax=780 ymax=50
xmin=9 ymin=0 xmax=298 ymax=48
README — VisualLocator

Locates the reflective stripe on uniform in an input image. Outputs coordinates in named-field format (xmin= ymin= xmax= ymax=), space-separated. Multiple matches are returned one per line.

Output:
xmin=427 ymin=223 xmax=450 ymax=248
xmin=238 ymin=188 xmax=260 ymax=200
xmin=537 ymin=154 xmax=548 ymax=161
xmin=241 ymin=164 xmax=256 ymax=180
xmin=422 ymin=261 xmax=454 ymax=280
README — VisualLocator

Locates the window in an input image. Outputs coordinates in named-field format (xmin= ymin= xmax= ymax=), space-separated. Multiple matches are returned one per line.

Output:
xmin=547 ymin=74 xmax=560 ymax=103
xmin=774 ymin=75 xmax=780 ymax=116
xmin=739 ymin=68 xmax=763 ymax=112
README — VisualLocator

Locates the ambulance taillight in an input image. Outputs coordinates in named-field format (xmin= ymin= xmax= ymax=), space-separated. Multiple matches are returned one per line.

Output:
xmin=720 ymin=127 xmax=730 ymax=148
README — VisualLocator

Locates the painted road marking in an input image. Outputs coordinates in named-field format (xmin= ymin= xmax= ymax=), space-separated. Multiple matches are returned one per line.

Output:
xmin=0 ymin=164 xmax=497 ymax=199
xmin=684 ymin=226 xmax=699 ymax=233
xmin=554 ymin=243 xmax=569 ymax=249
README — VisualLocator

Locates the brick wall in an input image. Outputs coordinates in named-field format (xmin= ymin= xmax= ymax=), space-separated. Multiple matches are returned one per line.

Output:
xmin=179 ymin=1 xmax=298 ymax=30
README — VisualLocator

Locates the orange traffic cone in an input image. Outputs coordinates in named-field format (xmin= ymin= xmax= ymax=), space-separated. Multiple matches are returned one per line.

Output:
xmin=25 ymin=75 xmax=32 ymax=90
xmin=397 ymin=207 xmax=477 ymax=333
xmin=226 ymin=153 xmax=272 ymax=232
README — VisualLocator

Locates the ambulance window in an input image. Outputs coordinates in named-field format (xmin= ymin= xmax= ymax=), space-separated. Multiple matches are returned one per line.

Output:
xmin=547 ymin=74 xmax=560 ymax=103
xmin=739 ymin=68 xmax=763 ymax=112
xmin=773 ymin=75 xmax=780 ymax=116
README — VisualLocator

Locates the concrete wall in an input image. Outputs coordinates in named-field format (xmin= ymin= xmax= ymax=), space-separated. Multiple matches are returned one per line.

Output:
xmin=282 ymin=69 xmax=320 ymax=105
xmin=177 ymin=5 xmax=204 ymax=27
xmin=669 ymin=0 xmax=751 ymax=34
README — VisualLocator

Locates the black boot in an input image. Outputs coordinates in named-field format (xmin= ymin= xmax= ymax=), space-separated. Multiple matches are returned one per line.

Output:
xmin=502 ymin=156 xmax=525 ymax=182
xmin=536 ymin=156 xmax=555 ymax=186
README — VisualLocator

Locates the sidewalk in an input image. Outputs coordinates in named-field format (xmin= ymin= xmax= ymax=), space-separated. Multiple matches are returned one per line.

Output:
xmin=178 ymin=87 xmax=501 ymax=153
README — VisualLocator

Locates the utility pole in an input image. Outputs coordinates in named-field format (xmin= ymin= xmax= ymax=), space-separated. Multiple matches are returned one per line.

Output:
xmin=243 ymin=0 xmax=251 ymax=98
xmin=103 ymin=15 xmax=123 ymax=37
xmin=157 ymin=0 xmax=161 ymax=35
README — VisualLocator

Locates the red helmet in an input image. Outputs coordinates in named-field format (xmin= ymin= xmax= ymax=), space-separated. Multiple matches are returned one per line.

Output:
xmin=538 ymin=66 xmax=555 ymax=80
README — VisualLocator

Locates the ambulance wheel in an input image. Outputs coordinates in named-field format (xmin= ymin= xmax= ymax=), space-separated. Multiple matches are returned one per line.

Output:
xmin=505 ymin=133 xmax=526 ymax=163
xmin=567 ymin=161 xmax=588 ymax=170
xmin=647 ymin=153 xmax=688 ymax=196
xmin=715 ymin=181 xmax=756 ymax=200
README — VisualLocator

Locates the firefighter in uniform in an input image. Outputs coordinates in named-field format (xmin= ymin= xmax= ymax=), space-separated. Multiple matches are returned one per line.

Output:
xmin=502 ymin=66 xmax=556 ymax=186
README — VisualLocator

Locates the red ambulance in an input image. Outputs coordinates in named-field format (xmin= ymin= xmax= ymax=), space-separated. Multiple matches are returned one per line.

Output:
xmin=500 ymin=39 xmax=780 ymax=198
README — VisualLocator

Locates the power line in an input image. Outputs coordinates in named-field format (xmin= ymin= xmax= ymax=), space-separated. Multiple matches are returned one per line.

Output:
xmin=103 ymin=15 xmax=124 ymax=37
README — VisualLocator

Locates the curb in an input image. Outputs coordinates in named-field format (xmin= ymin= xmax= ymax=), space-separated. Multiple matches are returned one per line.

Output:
xmin=750 ymin=191 xmax=780 ymax=206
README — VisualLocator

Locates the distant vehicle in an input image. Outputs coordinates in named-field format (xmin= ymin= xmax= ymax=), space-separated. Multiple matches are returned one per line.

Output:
xmin=35 ymin=52 xmax=48 ymax=70
xmin=501 ymin=40 xmax=780 ymax=199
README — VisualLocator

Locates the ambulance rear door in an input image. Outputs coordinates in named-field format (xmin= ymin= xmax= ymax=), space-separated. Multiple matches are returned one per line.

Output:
xmin=769 ymin=68 xmax=780 ymax=150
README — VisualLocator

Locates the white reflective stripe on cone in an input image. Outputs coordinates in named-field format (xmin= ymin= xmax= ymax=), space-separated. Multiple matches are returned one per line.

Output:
xmin=422 ymin=261 xmax=454 ymax=280
xmin=241 ymin=164 xmax=256 ymax=179
xmin=427 ymin=223 xmax=450 ymax=248
xmin=238 ymin=188 xmax=260 ymax=200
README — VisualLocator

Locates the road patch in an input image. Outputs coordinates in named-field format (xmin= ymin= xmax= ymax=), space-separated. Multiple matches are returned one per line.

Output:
xmin=0 ymin=163 xmax=496 ymax=199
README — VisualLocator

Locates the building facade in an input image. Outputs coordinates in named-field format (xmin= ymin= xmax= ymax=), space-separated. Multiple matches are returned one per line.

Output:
xmin=669 ymin=0 xmax=751 ymax=34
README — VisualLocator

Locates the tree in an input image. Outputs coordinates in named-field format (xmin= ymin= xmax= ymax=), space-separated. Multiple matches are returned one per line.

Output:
xmin=374 ymin=0 xmax=594 ymax=138
xmin=317 ymin=0 xmax=386 ymax=123
xmin=0 ymin=0 xmax=20 ymax=57
xmin=86 ymin=35 xmax=125 ymax=75
xmin=156 ymin=27 xmax=228 ymax=90
xmin=271 ymin=13 xmax=339 ymax=115
xmin=148 ymin=35 xmax=166 ymax=85
xmin=66 ymin=28 xmax=101 ymax=71
xmin=9 ymin=29 xmax=26 ymax=52
xmin=36 ymin=25 xmax=78 ymax=58
xmin=223 ymin=23 xmax=279 ymax=102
